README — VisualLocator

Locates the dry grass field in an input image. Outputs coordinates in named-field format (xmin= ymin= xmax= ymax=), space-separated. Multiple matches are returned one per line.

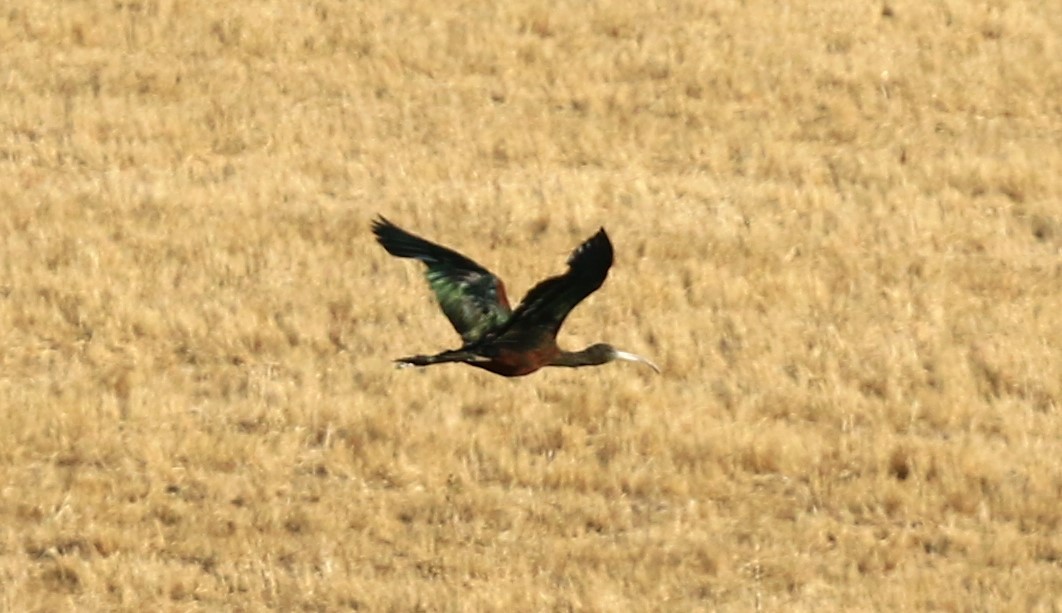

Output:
xmin=1 ymin=0 xmax=1060 ymax=610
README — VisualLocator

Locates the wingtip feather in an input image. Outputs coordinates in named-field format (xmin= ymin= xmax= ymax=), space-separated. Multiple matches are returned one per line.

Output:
xmin=567 ymin=227 xmax=614 ymax=270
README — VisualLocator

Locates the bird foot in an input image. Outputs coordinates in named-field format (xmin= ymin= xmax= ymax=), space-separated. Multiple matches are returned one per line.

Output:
xmin=394 ymin=355 xmax=433 ymax=368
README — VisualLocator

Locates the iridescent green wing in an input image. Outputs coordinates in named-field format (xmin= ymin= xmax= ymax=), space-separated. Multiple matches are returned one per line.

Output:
xmin=372 ymin=216 xmax=511 ymax=343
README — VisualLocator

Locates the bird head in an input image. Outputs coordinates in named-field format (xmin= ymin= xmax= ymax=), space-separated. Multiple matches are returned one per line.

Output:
xmin=588 ymin=343 xmax=661 ymax=373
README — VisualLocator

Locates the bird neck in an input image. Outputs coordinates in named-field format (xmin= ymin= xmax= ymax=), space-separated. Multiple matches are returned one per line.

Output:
xmin=550 ymin=347 xmax=609 ymax=368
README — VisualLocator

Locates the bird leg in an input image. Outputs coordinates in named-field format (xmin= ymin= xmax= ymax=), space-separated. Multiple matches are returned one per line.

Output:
xmin=394 ymin=349 xmax=488 ymax=369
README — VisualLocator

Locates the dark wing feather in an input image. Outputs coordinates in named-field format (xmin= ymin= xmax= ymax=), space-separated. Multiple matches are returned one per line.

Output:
xmin=497 ymin=228 xmax=613 ymax=339
xmin=372 ymin=216 xmax=511 ymax=343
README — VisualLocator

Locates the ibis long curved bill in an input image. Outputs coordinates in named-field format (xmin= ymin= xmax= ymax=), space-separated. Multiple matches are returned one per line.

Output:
xmin=612 ymin=350 xmax=661 ymax=374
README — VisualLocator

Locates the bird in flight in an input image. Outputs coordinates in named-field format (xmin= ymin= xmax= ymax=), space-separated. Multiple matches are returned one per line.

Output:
xmin=372 ymin=216 xmax=660 ymax=377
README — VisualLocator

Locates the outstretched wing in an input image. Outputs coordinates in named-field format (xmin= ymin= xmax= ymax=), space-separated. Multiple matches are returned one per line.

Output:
xmin=372 ymin=216 xmax=511 ymax=343
xmin=498 ymin=228 xmax=614 ymax=339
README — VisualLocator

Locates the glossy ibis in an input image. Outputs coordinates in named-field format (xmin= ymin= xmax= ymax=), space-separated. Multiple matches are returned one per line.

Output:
xmin=372 ymin=216 xmax=660 ymax=377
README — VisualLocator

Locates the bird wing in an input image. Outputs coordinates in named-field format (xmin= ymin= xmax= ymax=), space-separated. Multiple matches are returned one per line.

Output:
xmin=494 ymin=228 xmax=614 ymax=341
xmin=372 ymin=216 xmax=512 ymax=343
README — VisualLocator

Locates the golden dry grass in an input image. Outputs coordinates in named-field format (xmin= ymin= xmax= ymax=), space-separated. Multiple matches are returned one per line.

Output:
xmin=1 ymin=0 xmax=1060 ymax=610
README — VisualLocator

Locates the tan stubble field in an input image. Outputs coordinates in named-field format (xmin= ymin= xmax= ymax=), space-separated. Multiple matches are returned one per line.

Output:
xmin=1 ymin=0 xmax=1060 ymax=610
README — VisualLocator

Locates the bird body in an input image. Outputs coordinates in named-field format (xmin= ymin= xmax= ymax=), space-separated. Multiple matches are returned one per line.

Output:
xmin=372 ymin=217 xmax=659 ymax=377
